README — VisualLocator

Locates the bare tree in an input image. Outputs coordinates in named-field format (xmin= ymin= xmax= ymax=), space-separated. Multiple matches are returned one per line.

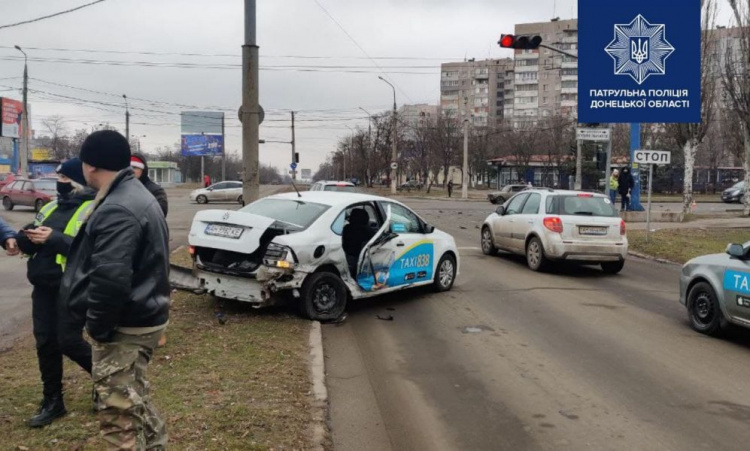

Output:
xmin=723 ymin=0 xmax=750 ymax=213
xmin=667 ymin=0 xmax=717 ymax=213
xmin=41 ymin=115 xmax=69 ymax=160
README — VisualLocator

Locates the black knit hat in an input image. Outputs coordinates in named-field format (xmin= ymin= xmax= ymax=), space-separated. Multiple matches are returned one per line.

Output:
xmin=56 ymin=158 xmax=87 ymax=186
xmin=79 ymin=130 xmax=131 ymax=171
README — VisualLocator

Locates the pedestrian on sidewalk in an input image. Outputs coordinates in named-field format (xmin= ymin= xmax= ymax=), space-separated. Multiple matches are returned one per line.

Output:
xmin=14 ymin=158 xmax=96 ymax=427
xmin=203 ymin=174 xmax=211 ymax=188
xmin=447 ymin=180 xmax=454 ymax=198
xmin=131 ymin=153 xmax=168 ymax=217
xmin=619 ymin=167 xmax=634 ymax=211
xmin=1 ymin=216 xmax=19 ymax=256
xmin=58 ymin=130 xmax=170 ymax=449
xmin=609 ymin=169 xmax=620 ymax=205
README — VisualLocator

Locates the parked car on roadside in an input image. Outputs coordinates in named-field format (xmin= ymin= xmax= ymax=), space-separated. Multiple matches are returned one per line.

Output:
xmin=32 ymin=178 xmax=58 ymax=199
xmin=721 ymin=181 xmax=745 ymax=203
xmin=487 ymin=184 xmax=529 ymax=204
xmin=481 ymin=189 xmax=628 ymax=273
xmin=398 ymin=180 xmax=423 ymax=191
xmin=310 ymin=181 xmax=357 ymax=192
xmin=188 ymin=192 xmax=459 ymax=320
xmin=190 ymin=181 xmax=244 ymax=205
xmin=680 ymin=242 xmax=750 ymax=336
xmin=1 ymin=179 xmax=54 ymax=212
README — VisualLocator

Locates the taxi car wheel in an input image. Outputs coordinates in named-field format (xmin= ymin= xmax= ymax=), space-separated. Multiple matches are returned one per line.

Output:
xmin=300 ymin=272 xmax=348 ymax=321
xmin=601 ymin=261 xmax=625 ymax=275
xmin=526 ymin=237 xmax=548 ymax=272
xmin=481 ymin=227 xmax=497 ymax=256
xmin=2 ymin=197 xmax=13 ymax=211
xmin=196 ymin=195 xmax=208 ymax=204
xmin=433 ymin=254 xmax=456 ymax=292
xmin=687 ymin=282 xmax=723 ymax=336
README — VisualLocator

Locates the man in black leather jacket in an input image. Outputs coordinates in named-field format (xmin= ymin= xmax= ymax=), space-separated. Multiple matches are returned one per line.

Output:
xmin=58 ymin=130 xmax=169 ymax=449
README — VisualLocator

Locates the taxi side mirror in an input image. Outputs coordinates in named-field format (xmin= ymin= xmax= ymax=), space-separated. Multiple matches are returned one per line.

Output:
xmin=727 ymin=243 xmax=746 ymax=259
xmin=496 ymin=206 xmax=506 ymax=216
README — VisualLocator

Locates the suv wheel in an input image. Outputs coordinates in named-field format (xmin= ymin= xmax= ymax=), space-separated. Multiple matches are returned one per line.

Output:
xmin=2 ymin=197 xmax=13 ymax=211
xmin=433 ymin=254 xmax=456 ymax=292
xmin=688 ymin=282 xmax=724 ymax=336
xmin=601 ymin=261 xmax=625 ymax=274
xmin=481 ymin=227 xmax=497 ymax=255
xmin=237 ymin=195 xmax=244 ymax=205
xmin=526 ymin=237 xmax=548 ymax=272
xmin=300 ymin=272 xmax=348 ymax=321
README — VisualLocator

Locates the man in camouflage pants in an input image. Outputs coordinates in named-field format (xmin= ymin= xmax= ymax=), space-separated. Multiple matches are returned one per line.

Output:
xmin=59 ymin=131 xmax=170 ymax=449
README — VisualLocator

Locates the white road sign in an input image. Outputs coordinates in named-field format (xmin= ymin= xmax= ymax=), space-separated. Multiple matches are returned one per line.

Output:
xmin=576 ymin=128 xmax=611 ymax=141
xmin=634 ymin=150 xmax=671 ymax=165
xmin=390 ymin=162 xmax=398 ymax=170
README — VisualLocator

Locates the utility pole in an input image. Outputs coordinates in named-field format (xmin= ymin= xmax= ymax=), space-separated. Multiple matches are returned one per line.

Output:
xmin=379 ymin=76 xmax=398 ymax=194
xmin=14 ymin=46 xmax=29 ymax=178
xmin=123 ymin=94 xmax=130 ymax=144
xmin=359 ymin=107 xmax=373 ymax=187
xmin=221 ymin=114 xmax=226 ymax=181
xmin=575 ymin=138 xmax=582 ymax=190
xmin=241 ymin=0 xmax=260 ymax=203
xmin=462 ymin=119 xmax=469 ymax=199
xmin=291 ymin=111 xmax=296 ymax=181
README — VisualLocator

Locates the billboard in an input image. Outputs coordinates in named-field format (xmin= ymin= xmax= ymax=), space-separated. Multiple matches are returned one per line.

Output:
xmin=181 ymin=111 xmax=224 ymax=135
xmin=32 ymin=148 xmax=54 ymax=161
xmin=0 ymin=97 xmax=23 ymax=138
xmin=578 ymin=0 xmax=701 ymax=123
xmin=181 ymin=134 xmax=224 ymax=157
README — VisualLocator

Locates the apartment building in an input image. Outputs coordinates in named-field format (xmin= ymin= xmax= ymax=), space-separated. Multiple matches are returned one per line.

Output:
xmin=510 ymin=18 xmax=579 ymax=125
xmin=439 ymin=58 xmax=514 ymax=126
xmin=399 ymin=104 xmax=439 ymax=128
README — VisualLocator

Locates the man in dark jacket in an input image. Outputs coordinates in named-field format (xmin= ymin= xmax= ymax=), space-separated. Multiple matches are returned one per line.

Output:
xmin=16 ymin=158 xmax=96 ymax=427
xmin=618 ymin=167 xmax=635 ymax=211
xmin=130 ymin=153 xmax=168 ymax=217
xmin=59 ymin=130 xmax=169 ymax=449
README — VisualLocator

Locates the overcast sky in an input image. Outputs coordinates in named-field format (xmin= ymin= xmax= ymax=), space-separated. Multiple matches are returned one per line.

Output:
xmin=0 ymin=0 xmax=729 ymax=173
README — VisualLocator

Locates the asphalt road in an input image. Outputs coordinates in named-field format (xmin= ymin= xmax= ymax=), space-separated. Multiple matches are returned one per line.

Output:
xmin=0 ymin=185 xmax=284 ymax=350
xmin=324 ymin=200 xmax=750 ymax=451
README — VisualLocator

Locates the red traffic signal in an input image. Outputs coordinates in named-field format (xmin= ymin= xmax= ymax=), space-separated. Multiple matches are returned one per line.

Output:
xmin=498 ymin=34 xmax=543 ymax=50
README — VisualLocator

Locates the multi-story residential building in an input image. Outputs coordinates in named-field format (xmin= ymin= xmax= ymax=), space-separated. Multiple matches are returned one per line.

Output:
xmin=439 ymin=58 xmax=514 ymax=126
xmin=398 ymin=104 xmax=438 ymax=129
xmin=511 ymin=18 xmax=579 ymax=126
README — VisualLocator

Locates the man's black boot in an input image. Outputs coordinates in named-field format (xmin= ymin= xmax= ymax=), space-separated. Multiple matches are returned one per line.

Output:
xmin=28 ymin=395 xmax=67 ymax=428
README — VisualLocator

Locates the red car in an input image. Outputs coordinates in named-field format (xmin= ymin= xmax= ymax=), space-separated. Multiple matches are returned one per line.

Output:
xmin=1 ymin=179 xmax=53 ymax=212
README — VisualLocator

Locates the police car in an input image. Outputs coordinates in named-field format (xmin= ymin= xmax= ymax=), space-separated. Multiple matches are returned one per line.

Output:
xmin=188 ymin=192 xmax=459 ymax=320
xmin=681 ymin=242 xmax=750 ymax=335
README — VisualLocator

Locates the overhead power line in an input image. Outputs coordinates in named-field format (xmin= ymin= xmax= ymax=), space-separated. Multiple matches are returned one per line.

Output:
xmin=311 ymin=0 xmax=414 ymax=103
xmin=0 ymin=0 xmax=108 ymax=31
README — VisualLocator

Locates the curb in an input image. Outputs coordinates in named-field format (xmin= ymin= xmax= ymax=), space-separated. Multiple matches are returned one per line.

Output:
xmin=628 ymin=250 xmax=679 ymax=266
xmin=308 ymin=321 xmax=329 ymax=450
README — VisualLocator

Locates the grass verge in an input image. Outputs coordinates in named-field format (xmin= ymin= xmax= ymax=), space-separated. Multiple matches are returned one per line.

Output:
xmin=629 ymin=228 xmax=750 ymax=264
xmin=0 ymin=251 xmax=314 ymax=450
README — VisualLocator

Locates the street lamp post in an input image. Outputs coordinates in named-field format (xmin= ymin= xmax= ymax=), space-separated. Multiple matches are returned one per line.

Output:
xmin=378 ymin=76 xmax=398 ymax=195
xmin=359 ymin=107 xmax=373 ymax=187
xmin=14 ymin=45 xmax=29 ymax=178
xmin=122 ymin=94 xmax=130 ymax=144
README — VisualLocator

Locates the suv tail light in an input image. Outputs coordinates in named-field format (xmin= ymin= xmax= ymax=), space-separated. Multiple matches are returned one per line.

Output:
xmin=543 ymin=216 xmax=563 ymax=233
xmin=620 ymin=219 xmax=627 ymax=236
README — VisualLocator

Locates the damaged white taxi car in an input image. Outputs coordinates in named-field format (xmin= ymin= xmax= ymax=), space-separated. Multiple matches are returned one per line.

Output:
xmin=188 ymin=192 xmax=459 ymax=320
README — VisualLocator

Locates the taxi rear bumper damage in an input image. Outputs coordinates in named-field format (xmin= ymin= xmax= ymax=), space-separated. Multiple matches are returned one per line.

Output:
xmin=193 ymin=265 xmax=311 ymax=307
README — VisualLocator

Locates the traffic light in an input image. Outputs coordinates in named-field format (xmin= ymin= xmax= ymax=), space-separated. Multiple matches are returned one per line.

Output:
xmin=498 ymin=34 xmax=543 ymax=50
xmin=294 ymin=152 xmax=300 ymax=163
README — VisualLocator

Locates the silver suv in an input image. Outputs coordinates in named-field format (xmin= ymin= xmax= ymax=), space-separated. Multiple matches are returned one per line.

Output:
xmin=481 ymin=189 xmax=628 ymax=273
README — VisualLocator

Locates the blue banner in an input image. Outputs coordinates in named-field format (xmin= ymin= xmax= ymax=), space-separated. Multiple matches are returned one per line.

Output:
xmin=180 ymin=134 xmax=224 ymax=157
xmin=578 ymin=0 xmax=701 ymax=123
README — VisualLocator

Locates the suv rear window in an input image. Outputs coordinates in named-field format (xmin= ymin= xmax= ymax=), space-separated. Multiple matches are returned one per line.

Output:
xmin=324 ymin=185 xmax=356 ymax=192
xmin=546 ymin=195 xmax=617 ymax=217
xmin=240 ymin=199 xmax=330 ymax=229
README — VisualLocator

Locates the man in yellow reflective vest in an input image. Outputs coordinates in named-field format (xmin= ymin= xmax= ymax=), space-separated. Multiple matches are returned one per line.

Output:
xmin=14 ymin=158 xmax=97 ymax=427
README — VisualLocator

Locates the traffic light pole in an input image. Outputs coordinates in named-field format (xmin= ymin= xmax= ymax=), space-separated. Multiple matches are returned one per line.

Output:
xmin=242 ymin=0 xmax=260 ymax=204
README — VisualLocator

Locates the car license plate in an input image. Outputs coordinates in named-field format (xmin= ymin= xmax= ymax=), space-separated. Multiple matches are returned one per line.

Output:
xmin=579 ymin=226 xmax=608 ymax=236
xmin=205 ymin=224 xmax=244 ymax=239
